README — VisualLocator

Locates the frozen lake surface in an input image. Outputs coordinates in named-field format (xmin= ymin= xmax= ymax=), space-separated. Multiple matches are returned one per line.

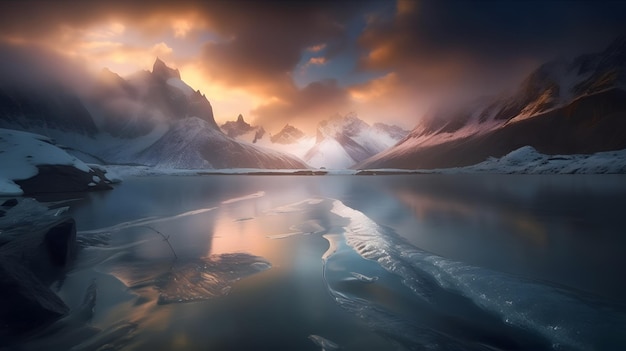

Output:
xmin=9 ymin=175 xmax=626 ymax=350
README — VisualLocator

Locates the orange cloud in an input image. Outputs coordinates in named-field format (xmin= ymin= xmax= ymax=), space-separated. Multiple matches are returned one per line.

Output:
xmin=172 ymin=19 xmax=192 ymax=38
xmin=346 ymin=71 xmax=428 ymax=130
xmin=396 ymin=0 xmax=417 ymax=16
xmin=349 ymin=72 xmax=398 ymax=102
xmin=86 ymin=22 xmax=126 ymax=39
xmin=152 ymin=42 xmax=173 ymax=56
xmin=307 ymin=56 xmax=327 ymax=65
xmin=307 ymin=43 xmax=326 ymax=52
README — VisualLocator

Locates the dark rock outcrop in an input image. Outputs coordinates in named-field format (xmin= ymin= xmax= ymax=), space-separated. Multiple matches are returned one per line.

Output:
xmin=1 ymin=198 xmax=18 ymax=208
xmin=0 ymin=84 xmax=98 ymax=136
xmin=14 ymin=165 xmax=113 ymax=195
xmin=220 ymin=114 xmax=255 ymax=138
xmin=0 ymin=216 xmax=77 ymax=340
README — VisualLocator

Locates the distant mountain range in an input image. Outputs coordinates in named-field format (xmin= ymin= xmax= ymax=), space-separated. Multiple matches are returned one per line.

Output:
xmin=2 ymin=36 xmax=625 ymax=172
xmin=0 ymin=58 xmax=307 ymax=169
xmin=357 ymin=36 xmax=626 ymax=169
xmin=220 ymin=112 xmax=409 ymax=169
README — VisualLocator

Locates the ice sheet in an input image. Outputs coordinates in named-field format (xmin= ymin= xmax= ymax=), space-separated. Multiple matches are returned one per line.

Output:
xmin=308 ymin=334 xmax=340 ymax=351
xmin=221 ymin=191 xmax=265 ymax=204
xmin=266 ymin=219 xmax=326 ymax=239
xmin=263 ymin=198 xmax=323 ymax=215
xmin=78 ymin=207 xmax=217 ymax=235
xmin=105 ymin=253 xmax=271 ymax=304
xmin=330 ymin=199 xmax=626 ymax=350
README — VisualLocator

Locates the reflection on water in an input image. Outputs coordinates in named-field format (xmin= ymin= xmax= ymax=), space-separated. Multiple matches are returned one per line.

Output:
xmin=104 ymin=253 xmax=271 ymax=304
xmin=6 ymin=175 xmax=626 ymax=350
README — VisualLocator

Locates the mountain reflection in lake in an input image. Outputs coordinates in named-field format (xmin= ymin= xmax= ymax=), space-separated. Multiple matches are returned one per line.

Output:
xmin=11 ymin=175 xmax=626 ymax=350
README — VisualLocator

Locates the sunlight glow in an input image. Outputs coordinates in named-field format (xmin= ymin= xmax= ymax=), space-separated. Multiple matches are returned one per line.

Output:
xmin=180 ymin=63 xmax=261 ymax=122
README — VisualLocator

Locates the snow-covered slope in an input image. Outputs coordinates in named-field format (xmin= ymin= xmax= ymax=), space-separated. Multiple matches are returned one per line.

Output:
xmin=216 ymin=112 xmax=410 ymax=169
xmin=445 ymin=146 xmax=626 ymax=174
xmin=304 ymin=138 xmax=354 ymax=170
xmin=136 ymin=117 xmax=308 ymax=169
xmin=259 ymin=127 xmax=316 ymax=161
xmin=304 ymin=113 xmax=408 ymax=169
xmin=222 ymin=121 xmax=315 ymax=161
xmin=357 ymin=36 xmax=626 ymax=170
xmin=0 ymin=128 xmax=112 ymax=195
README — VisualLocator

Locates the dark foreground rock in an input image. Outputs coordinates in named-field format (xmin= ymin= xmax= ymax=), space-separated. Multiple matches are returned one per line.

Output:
xmin=0 ymin=216 xmax=77 ymax=341
xmin=14 ymin=165 xmax=113 ymax=195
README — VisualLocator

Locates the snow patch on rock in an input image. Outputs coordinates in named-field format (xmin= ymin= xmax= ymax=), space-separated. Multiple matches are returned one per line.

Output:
xmin=446 ymin=146 xmax=626 ymax=174
xmin=0 ymin=128 xmax=95 ymax=195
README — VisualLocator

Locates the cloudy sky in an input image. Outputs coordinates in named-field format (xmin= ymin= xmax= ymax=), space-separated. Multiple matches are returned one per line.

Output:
xmin=0 ymin=0 xmax=624 ymax=133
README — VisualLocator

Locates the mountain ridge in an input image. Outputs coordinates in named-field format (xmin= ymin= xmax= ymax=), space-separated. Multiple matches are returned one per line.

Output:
xmin=356 ymin=36 xmax=626 ymax=169
xmin=0 ymin=56 xmax=308 ymax=169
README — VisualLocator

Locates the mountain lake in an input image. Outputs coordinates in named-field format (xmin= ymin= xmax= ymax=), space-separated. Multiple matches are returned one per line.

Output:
xmin=6 ymin=174 xmax=626 ymax=351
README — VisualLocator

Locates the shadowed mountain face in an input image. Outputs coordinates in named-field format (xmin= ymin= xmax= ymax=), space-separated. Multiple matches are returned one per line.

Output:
xmin=0 ymin=83 xmax=98 ymax=136
xmin=89 ymin=59 xmax=219 ymax=138
xmin=356 ymin=36 xmax=626 ymax=170
xmin=220 ymin=114 xmax=256 ymax=138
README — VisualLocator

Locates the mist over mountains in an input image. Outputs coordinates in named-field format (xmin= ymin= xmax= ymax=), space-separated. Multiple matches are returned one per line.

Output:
xmin=220 ymin=112 xmax=408 ymax=169
xmin=0 ymin=54 xmax=307 ymax=169
xmin=1 ymin=36 xmax=626 ymax=172
xmin=357 ymin=36 xmax=626 ymax=169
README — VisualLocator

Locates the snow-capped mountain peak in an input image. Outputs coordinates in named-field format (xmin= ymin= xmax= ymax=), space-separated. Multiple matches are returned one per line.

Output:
xmin=316 ymin=112 xmax=369 ymax=141
xmin=304 ymin=113 xmax=408 ymax=169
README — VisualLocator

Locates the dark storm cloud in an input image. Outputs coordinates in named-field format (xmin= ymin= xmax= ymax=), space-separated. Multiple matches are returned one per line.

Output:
xmin=1 ymin=0 xmax=624 ymax=129
xmin=359 ymin=0 xmax=626 ymax=93
xmin=188 ymin=1 xmax=369 ymax=127
xmin=0 ymin=0 xmax=369 ymax=126
xmin=197 ymin=2 xmax=348 ymax=88
xmin=0 ymin=42 xmax=92 ymax=91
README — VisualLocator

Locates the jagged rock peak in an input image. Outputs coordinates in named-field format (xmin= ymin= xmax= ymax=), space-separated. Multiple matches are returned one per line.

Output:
xmin=271 ymin=124 xmax=305 ymax=144
xmin=316 ymin=112 xmax=369 ymax=142
xmin=220 ymin=114 xmax=254 ymax=137
xmin=152 ymin=57 xmax=181 ymax=80
xmin=231 ymin=114 xmax=251 ymax=128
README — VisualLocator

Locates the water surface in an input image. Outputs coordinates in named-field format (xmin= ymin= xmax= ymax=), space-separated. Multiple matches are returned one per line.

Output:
xmin=12 ymin=175 xmax=626 ymax=350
